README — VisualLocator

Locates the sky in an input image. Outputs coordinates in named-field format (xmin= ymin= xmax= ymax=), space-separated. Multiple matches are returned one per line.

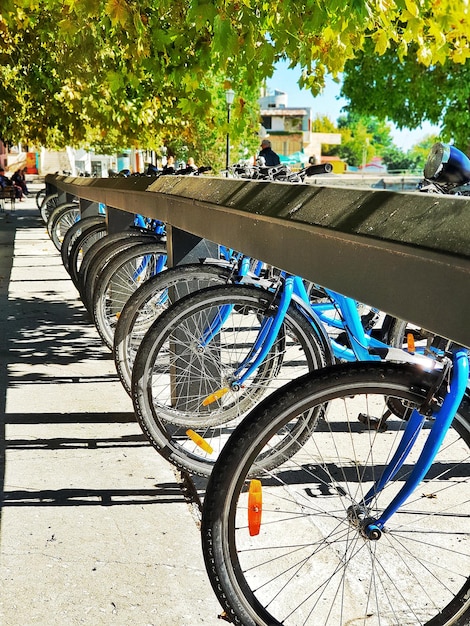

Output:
xmin=266 ymin=61 xmax=440 ymax=151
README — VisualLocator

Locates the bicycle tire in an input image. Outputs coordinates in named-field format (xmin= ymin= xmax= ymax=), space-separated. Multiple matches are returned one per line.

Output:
xmin=201 ymin=361 xmax=470 ymax=626
xmin=386 ymin=317 xmax=435 ymax=349
xmin=132 ymin=283 xmax=331 ymax=476
xmin=76 ymin=230 xmax=160 ymax=301
xmin=76 ymin=228 xmax=161 ymax=290
xmin=46 ymin=201 xmax=77 ymax=237
xmin=36 ymin=187 xmax=46 ymax=210
xmin=92 ymin=241 xmax=167 ymax=350
xmin=61 ymin=215 xmax=106 ymax=273
xmin=69 ymin=222 xmax=108 ymax=288
xmin=40 ymin=193 xmax=59 ymax=224
xmin=80 ymin=233 xmax=164 ymax=312
xmin=114 ymin=263 xmax=234 ymax=396
xmin=47 ymin=202 xmax=81 ymax=250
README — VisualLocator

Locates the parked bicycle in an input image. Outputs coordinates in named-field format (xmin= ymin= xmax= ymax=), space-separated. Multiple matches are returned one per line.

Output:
xmin=197 ymin=142 xmax=470 ymax=625
xmin=201 ymin=340 xmax=470 ymax=626
xmin=113 ymin=255 xmax=261 ymax=395
xmin=130 ymin=271 xmax=421 ymax=476
xmin=227 ymin=161 xmax=332 ymax=182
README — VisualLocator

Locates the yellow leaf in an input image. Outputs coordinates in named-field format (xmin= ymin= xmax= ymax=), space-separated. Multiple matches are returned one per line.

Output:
xmin=106 ymin=0 xmax=130 ymax=27
xmin=373 ymin=29 xmax=389 ymax=55
xmin=404 ymin=17 xmax=424 ymax=41
xmin=433 ymin=44 xmax=449 ymax=65
xmin=417 ymin=45 xmax=433 ymax=65
xmin=452 ymin=43 xmax=470 ymax=63
xmin=401 ymin=9 xmax=418 ymax=23
xmin=404 ymin=0 xmax=419 ymax=17
xmin=397 ymin=38 xmax=408 ymax=60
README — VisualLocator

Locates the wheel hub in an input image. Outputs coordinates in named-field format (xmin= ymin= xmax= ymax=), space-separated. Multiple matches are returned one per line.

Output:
xmin=347 ymin=504 xmax=382 ymax=541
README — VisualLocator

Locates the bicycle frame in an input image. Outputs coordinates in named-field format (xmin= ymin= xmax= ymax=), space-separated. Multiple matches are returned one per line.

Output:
xmin=201 ymin=274 xmax=390 ymax=395
xmin=295 ymin=279 xmax=385 ymax=361
xmin=131 ymin=252 xmax=167 ymax=283
xmin=195 ymin=273 xmax=470 ymax=529
xmin=107 ymin=214 xmax=168 ymax=284
xmin=353 ymin=347 xmax=469 ymax=538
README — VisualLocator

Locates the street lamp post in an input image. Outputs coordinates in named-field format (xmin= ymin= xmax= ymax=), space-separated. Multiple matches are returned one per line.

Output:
xmin=225 ymin=89 xmax=235 ymax=176
xmin=362 ymin=137 xmax=370 ymax=172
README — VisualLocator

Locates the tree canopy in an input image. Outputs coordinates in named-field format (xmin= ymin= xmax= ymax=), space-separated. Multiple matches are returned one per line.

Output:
xmin=1 ymin=0 xmax=469 ymax=156
xmin=341 ymin=41 xmax=470 ymax=151
xmin=313 ymin=111 xmax=439 ymax=171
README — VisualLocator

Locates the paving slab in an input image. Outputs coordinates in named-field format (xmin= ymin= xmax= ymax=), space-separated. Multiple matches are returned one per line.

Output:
xmin=0 ymin=191 xmax=220 ymax=626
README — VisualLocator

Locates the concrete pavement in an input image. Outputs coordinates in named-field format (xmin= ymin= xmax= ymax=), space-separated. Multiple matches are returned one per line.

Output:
xmin=0 ymin=190 xmax=221 ymax=625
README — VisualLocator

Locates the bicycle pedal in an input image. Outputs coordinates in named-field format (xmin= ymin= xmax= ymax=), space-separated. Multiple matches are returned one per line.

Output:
xmin=357 ymin=413 xmax=388 ymax=432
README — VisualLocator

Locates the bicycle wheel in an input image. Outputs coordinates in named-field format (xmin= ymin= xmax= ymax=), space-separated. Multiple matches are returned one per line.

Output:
xmin=40 ymin=193 xmax=59 ymax=223
xmin=61 ymin=215 xmax=106 ymax=273
xmin=69 ymin=222 xmax=108 ymax=288
xmin=386 ymin=317 xmax=436 ymax=350
xmin=36 ymin=187 xmax=46 ymax=210
xmin=47 ymin=202 xmax=81 ymax=250
xmin=132 ymin=283 xmax=331 ymax=476
xmin=76 ymin=228 xmax=162 ymax=291
xmin=92 ymin=241 xmax=167 ymax=350
xmin=76 ymin=231 xmax=158 ymax=298
xmin=113 ymin=263 xmax=234 ymax=395
xmin=80 ymin=233 xmax=163 ymax=312
xmin=201 ymin=361 xmax=470 ymax=626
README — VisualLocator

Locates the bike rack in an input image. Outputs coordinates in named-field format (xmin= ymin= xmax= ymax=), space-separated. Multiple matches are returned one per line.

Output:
xmin=46 ymin=173 xmax=470 ymax=348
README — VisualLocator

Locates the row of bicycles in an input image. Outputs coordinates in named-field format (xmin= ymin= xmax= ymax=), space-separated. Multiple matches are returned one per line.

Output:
xmin=39 ymin=146 xmax=470 ymax=626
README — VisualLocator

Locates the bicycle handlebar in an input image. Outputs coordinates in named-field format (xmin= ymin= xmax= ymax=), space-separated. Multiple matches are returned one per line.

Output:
xmin=305 ymin=163 xmax=333 ymax=176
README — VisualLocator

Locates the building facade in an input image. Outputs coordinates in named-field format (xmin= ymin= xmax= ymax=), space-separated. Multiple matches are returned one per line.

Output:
xmin=259 ymin=89 xmax=341 ymax=165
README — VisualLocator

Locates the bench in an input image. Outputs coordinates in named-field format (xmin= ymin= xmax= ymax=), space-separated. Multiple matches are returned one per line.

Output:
xmin=0 ymin=186 xmax=16 ymax=212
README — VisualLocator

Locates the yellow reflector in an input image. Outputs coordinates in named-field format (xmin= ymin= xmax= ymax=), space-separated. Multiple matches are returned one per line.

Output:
xmin=186 ymin=429 xmax=214 ymax=455
xmin=202 ymin=387 xmax=230 ymax=406
xmin=407 ymin=332 xmax=415 ymax=353
xmin=248 ymin=479 xmax=262 ymax=536
xmin=115 ymin=311 xmax=121 ymax=319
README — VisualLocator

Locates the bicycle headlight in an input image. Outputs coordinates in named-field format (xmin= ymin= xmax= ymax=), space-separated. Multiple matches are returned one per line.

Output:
xmin=424 ymin=142 xmax=470 ymax=184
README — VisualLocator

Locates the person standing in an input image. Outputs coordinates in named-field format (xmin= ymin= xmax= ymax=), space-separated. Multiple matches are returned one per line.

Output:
xmin=258 ymin=140 xmax=281 ymax=166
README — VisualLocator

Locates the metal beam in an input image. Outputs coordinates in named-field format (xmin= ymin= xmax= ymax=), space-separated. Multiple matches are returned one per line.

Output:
xmin=47 ymin=174 xmax=470 ymax=347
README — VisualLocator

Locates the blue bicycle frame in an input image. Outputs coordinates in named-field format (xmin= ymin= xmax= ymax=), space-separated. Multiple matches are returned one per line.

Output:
xmin=356 ymin=348 xmax=469 ymax=538
xmin=200 ymin=274 xmax=390 ymax=395
xmin=294 ymin=279 xmax=385 ymax=362
xmin=192 ymin=265 xmax=470 ymax=536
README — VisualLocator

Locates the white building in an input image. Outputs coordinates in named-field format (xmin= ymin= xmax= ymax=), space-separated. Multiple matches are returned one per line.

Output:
xmin=259 ymin=88 xmax=341 ymax=164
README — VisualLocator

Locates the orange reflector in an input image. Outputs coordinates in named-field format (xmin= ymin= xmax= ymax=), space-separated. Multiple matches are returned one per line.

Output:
xmin=248 ymin=479 xmax=262 ymax=536
xmin=186 ymin=429 xmax=214 ymax=455
xmin=407 ymin=332 xmax=415 ymax=353
xmin=202 ymin=387 xmax=230 ymax=406
xmin=115 ymin=311 xmax=121 ymax=320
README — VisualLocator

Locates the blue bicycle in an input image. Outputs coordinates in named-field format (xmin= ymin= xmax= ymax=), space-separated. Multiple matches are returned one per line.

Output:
xmin=130 ymin=269 xmax=431 ymax=476
xmin=201 ymin=342 xmax=470 ymax=626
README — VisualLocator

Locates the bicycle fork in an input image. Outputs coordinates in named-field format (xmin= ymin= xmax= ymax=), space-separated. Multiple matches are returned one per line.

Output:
xmin=131 ymin=253 xmax=167 ymax=283
xmin=202 ymin=277 xmax=294 ymax=406
xmin=349 ymin=348 xmax=469 ymax=540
